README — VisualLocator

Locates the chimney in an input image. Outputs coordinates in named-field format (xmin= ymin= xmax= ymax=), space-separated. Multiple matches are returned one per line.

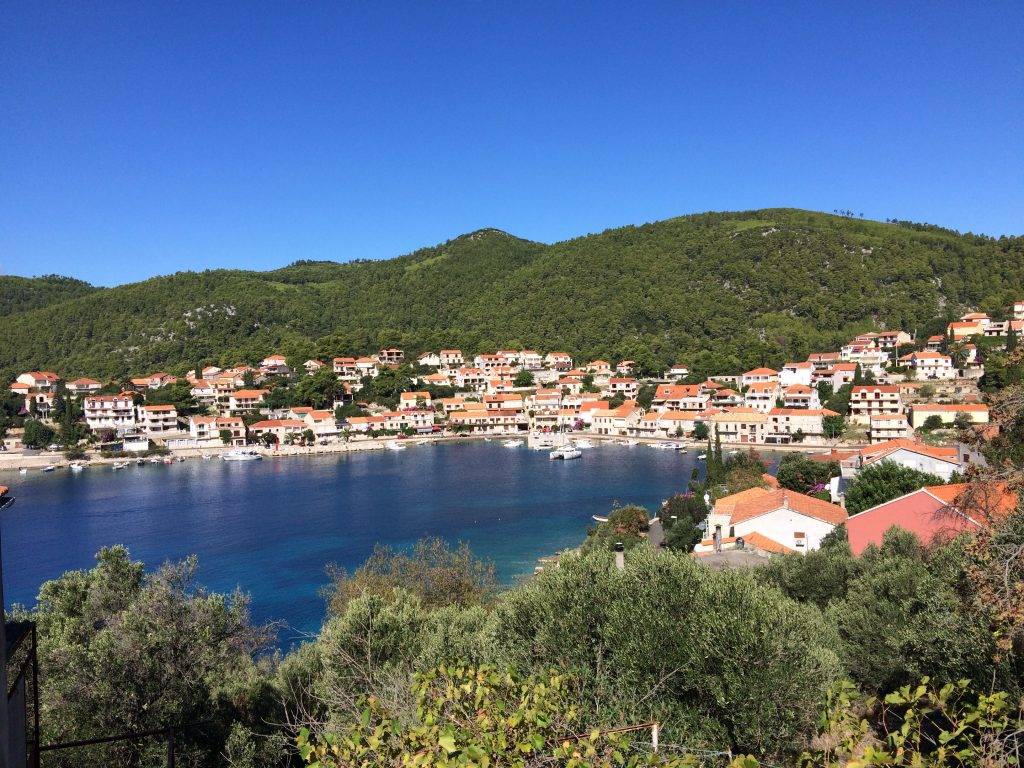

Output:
xmin=614 ymin=542 xmax=625 ymax=571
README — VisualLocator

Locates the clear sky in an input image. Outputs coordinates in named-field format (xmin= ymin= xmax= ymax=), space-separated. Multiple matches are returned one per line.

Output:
xmin=3 ymin=1 xmax=1022 ymax=286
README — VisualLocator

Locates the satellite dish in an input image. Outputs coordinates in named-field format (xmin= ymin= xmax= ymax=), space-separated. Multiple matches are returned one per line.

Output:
xmin=736 ymin=537 xmax=745 ymax=550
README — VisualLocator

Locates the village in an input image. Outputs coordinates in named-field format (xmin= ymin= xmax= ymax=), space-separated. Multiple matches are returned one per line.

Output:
xmin=6 ymin=302 xmax=1020 ymax=457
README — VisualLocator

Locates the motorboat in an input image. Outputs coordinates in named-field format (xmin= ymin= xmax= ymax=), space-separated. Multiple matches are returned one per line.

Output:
xmin=0 ymin=486 xmax=14 ymax=511
xmin=503 ymin=439 xmax=524 ymax=448
xmin=112 ymin=461 xmax=129 ymax=470
xmin=386 ymin=440 xmax=406 ymax=451
xmin=573 ymin=439 xmax=594 ymax=449
xmin=696 ymin=453 xmax=707 ymax=460
xmin=19 ymin=468 xmax=27 ymax=475
xmin=549 ymin=447 xmax=582 ymax=460
xmin=41 ymin=465 xmax=56 ymax=473
xmin=70 ymin=462 xmax=86 ymax=472
xmin=221 ymin=449 xmax=262 ymax=462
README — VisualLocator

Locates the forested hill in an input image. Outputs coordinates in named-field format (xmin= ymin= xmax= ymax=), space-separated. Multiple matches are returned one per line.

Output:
xmin=0 ymin=275 xmax=96 ymax=317
xmin=2 ymin=209 xmax=1023 ymax=380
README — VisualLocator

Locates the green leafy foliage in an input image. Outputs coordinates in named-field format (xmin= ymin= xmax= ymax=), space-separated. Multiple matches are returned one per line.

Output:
xmin=775 ymin=454 xmax=839 ymax=495
xmin=844 ymin=461 xmax=946 ymax=515
xmin=4 ymin=209 xmax=1023 ymax=381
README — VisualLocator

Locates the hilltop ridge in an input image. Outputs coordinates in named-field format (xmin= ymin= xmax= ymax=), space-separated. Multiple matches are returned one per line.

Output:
xmin=2 ymin=208 xmax=1022 ymax=380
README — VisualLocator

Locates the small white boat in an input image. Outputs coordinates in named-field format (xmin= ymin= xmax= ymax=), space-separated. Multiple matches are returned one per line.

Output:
xmin=112 ymin=461 xmax=129 ymax=470
xmin=149 ymin=457 xmax=162 ymax=464
xmin=19 ymin=468 xmax=27 ymax=475
xmin=549 ymin=447 xmax=582 ymax=460
xmin=573 ymin=439 xmax=593 ymax=449
xmin=221 ymin=449 xmax=262 ymax=462
xmin=624 ymin=439 xmax=639 ymax=446
xmin=70 ymin=462 xmax=86 ymax=472
xmin=163 ymin=457 xmax=175 ymax=465
xmin=503 ymin=439 xmax=524 ymax=448
xmin=41 ymin=465 xmax=56 ymax=473
xmin=697 ymin=453 xmax=707 ymax=460
xmin=201 ymin=453 xmax=213 ymax=460
xmin=386 ymin=440 xmax=406 ymax=451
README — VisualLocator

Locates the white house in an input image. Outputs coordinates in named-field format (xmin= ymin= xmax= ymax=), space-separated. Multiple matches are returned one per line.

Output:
xmin=741 ymin=368 xmax=779 ymax=388
xmin=743 ymin=382 xmax=780 ymax=413
xmin=416 ymin=352 xmax=441 ymax=368
xmin=779 ymin=362 xmax=813 ymax=387
xmin=849 ymin=385 xmax=903 ymax=425
xmin=136 ymin=404 xmax=179 ymax=435
xmin=440 ymin=349 xmax=465 ymax=369
xmin=901 ymin=351 xmax=956 ymax=380
xmin=84 ymin=394 xmax=137 ymax=433
xmin=696 ymin=487 xmax=847 ymax=555
xmin=782 ymin=384 xmax=820 ymax=409
xmin=227 ymin=389 xmax=268 ymax=415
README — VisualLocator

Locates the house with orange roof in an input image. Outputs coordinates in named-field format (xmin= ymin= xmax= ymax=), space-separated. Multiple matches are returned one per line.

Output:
xmin=518 ymin=350 xmax=543 ymax=370
xmin=857 ymin=438 xmax=962 ymax=480
xmin=947 ymin=321 xmax=985 ymax=341
xmin=377 ymin=348 xmax=404 ymax=365
xmin=605 ymin=377 xmax=638 ymax=399
xmin=189 ymin=415 xmax=246 ymax=444
xmin=84 ymin=393 xmax=137 ymax=432
xmin=575 ymin=399 xmax=610 ymax=427
xmin=615 ymin=360 xmax=636 ymax=375
xmin=900 ymin=350 xmax=956 ymax=380
xmin=130 ymin=372 xmax=178 ymax=390
xmin=743 ymin=381 xmax=781 ymax=413
xmin=439 ymin=349 xmax=465 ymax=368
xmin=227 ymin=389 xmax=268 ymax=415
xmin=807 ymin=352 xmax=840 ymax=370
xmin=925 ymin=335 xmax=944 ymax=351
xmin=259 ymin=354 xmax=291 ymax=376
xmin=779 ymin=361 xmax=813 ymax=387
xmin=303 ymin=359 xmax=325 ymax=375
xmin=695 ymin=487 xmax=847 ymax=555
xmin=66 ymin=377 xmax=102 ymax=396
xmin=741 ymin=367 xmax=779 ymax=388
xmin=591 ymin=400 xmax=643 ymax=436
xmin=345 ymin=415 xmax=386 ymax=433
xmin=382 ymin=409 xmax=435 ymax=433
xmin=248 ymin=418 xmax=306 ymax=441
xmin=355 ymin=356 xmax=381 ymax=378
xmin=875 ymin=330 xmax=913 ymax=351
xmin=847 ymin=483 xmax=1015 ymax=555
xmin=544 ymin=352 xmax=573 ymax=371
xmin=635 ymin=410 xmax=697 ymax=438
xmin=782 ymin=383 xmax=820 ymax=409
xmin=420 ymin=372 xmax=452 ymax=387
xmin=767 ymin=408 xmax=838 ymax=443
xmin=15 ymin=371 xmax=60 ymax=391
xmin=454 ymin=367 xmax=487 ymax=390
xmin=399 ymin=391 xmax=432 ymax=410
xmin=869 ymin=414 xmax=911 ymax=443
xmin=136 ymin=404 xmax=179 ymax=435
xmin=711 ymin=407 xmax=768 ymax=444
xmin=849 ymin=385 xmax=903 ymax=425
xmin=585 ymin=359 xmax=612 ymax=376
xmin=711 ymin=388 xmax=742 ymax=408
xmin=908 ymin=402 xmax=989 ymax=430
xmin=333 ymin=357 xmax=359 ymax=378
xmin=652 ymin=384 xmax=709 ymax=413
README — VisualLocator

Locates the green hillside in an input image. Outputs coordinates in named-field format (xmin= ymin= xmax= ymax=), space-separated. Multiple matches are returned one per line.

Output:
xmin=2 ymin=209 xmax=1022 ymax=380
xmin=0 ymin=274 xmax=96 ymax=317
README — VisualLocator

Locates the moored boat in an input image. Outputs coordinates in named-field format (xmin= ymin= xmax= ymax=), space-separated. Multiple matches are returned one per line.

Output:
xmin=41 ymin=465 xmax=56 ymax=473
xmin=113 ymin=461 xmax=129 ymax=469
xmin=0 ymin=485 xmax=14 ymax=510
xmin=549 ymin=447 xmax=582 ymax=460
xmin=221 ymin=449 xmax=262 ymax=462
xmin=70 ymin=462 xmax=86 ymax=472
xmin=385 ymin=440 xmax=406 ymax=451
xmin=503 ymin=439 xmax=524 ymax=448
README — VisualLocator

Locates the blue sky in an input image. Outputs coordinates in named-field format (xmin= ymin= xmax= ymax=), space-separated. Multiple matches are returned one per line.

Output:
xmin=2 ymin=1 xmax=1022 ymax=286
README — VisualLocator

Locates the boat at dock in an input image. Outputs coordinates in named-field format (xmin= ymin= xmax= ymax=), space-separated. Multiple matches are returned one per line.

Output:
xmin=385 ymin=440 xmax=407 ymax=451
xmin=573 ymin=439 xmax=593 ymax=449
xmin=221 ymin=449 xmax=262 ymax=462
xmin=41 ymin=465 xmax=55 ymax=473
xmin=112 ymin=461 xmax=130 ymax=469
xmin=503 ymin=439 xmax=524 ymax=448
xmin=70 ymin=462 xmax=86 ymax=472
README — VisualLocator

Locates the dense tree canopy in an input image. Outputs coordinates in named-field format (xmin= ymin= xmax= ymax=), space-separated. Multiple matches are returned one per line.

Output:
xmin=3 ymin=209 xmax=1023 ymax=381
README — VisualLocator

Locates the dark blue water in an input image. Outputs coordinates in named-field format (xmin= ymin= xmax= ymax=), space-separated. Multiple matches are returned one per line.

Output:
xmin=1 ymin=442 xmax=701 ymax=645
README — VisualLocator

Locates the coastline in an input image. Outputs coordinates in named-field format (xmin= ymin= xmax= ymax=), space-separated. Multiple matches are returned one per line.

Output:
xmin=0 ymin=432 xmax=865 ymax=475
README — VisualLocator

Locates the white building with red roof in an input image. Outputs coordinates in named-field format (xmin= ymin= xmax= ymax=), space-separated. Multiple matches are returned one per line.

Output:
xmin=779 ymin=361 xmax=813 ymax=387
xmin=741 ymin=367 xmax=779 ymax=388
xmin=696 ymin=487 xmax=847 ymax=555
xmin=908 ymin=402 xmax=989 ymax=430
xmin=849 ymin=385 xmax=903 ymax=425
xmin=136 ymin=404 xmax=179 ymax=435
xmin=900 ymin=350 xmax=956 ymax=379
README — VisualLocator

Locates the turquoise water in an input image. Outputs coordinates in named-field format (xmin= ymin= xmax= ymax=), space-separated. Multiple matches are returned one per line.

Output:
xmin=2 ymin=442 xmax=705 ymax=645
